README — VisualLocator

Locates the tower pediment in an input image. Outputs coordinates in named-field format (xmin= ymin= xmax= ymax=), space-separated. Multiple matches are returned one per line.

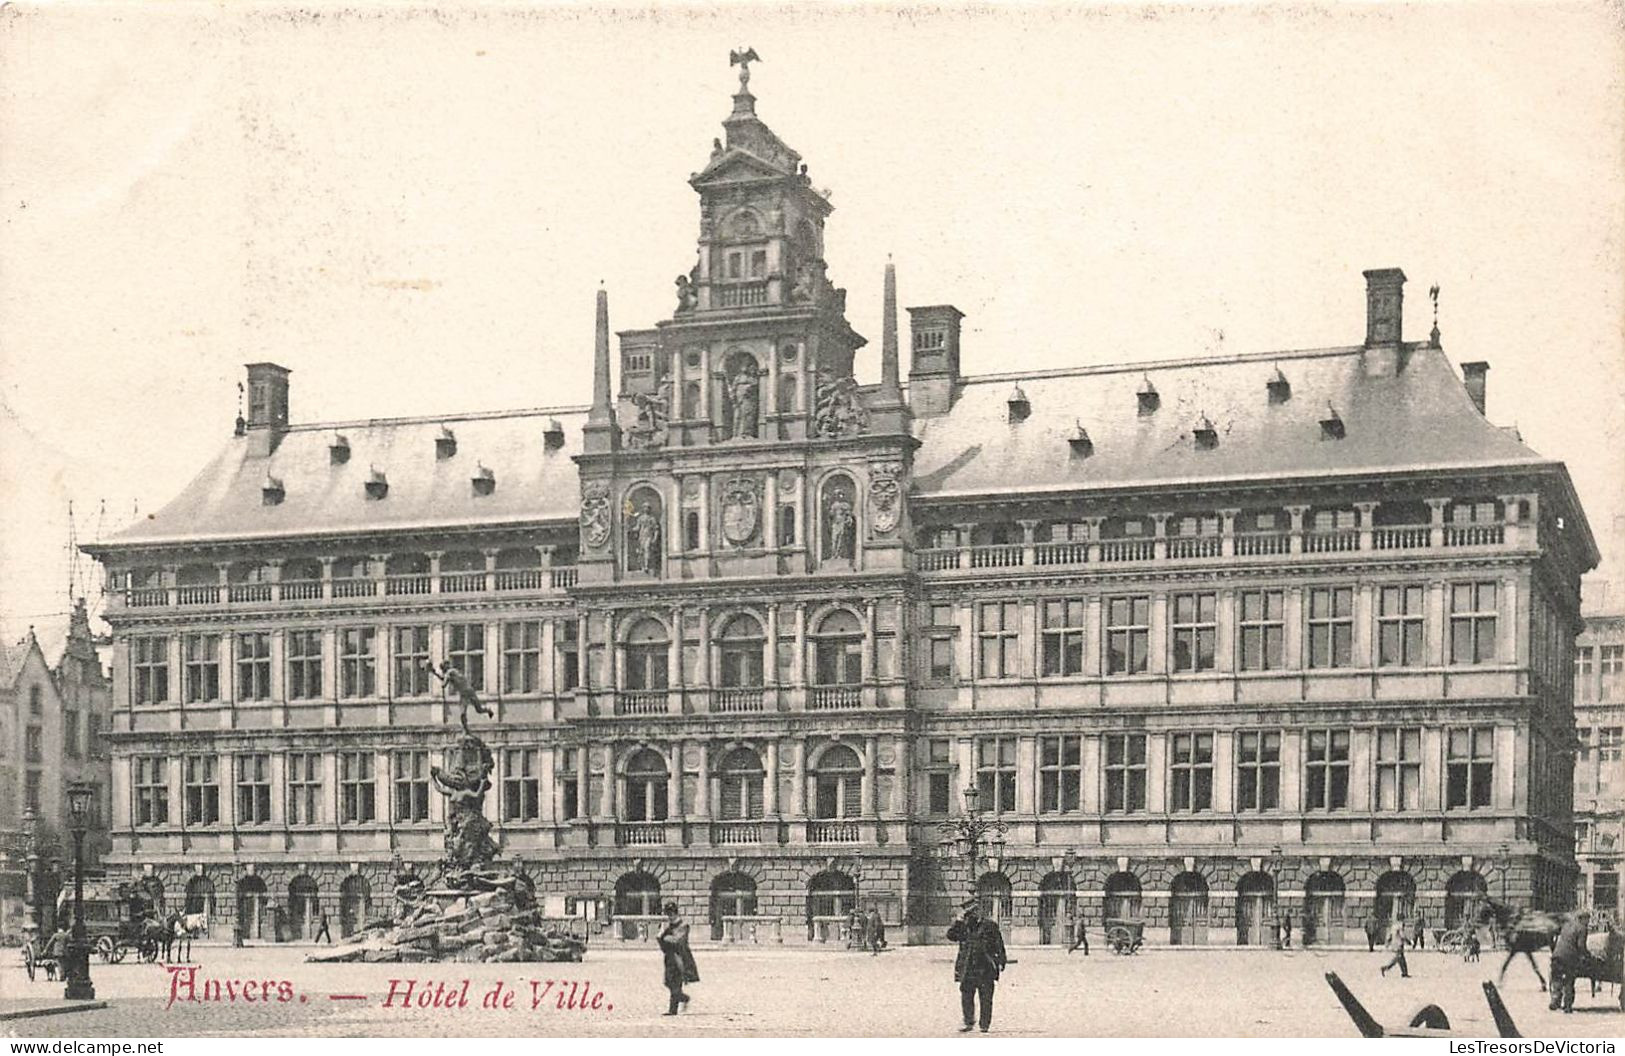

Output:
xmin=690 ymin=149 xmax=798 ymax=190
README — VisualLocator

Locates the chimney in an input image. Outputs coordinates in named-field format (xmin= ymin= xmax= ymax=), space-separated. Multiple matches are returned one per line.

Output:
xmin=1361 ymin=268 xmax=1407 ymax=378
xmin=243 ymin=363 xmax=291 ymax=457
xmin=907 ymin=304 xmax=964 ymax=417
xmin=1462 ymin=361 xmax=1489 ymax=416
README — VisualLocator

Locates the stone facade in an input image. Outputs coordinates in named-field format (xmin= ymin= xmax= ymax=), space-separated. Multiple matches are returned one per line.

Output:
xmin=1574 ymin=552 xmax=1624 ymax=925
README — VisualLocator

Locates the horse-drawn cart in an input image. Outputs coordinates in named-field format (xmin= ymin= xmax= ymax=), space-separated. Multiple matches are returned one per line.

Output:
xmin=62 ymin=878 xmax=165 ymax=964
xmin=1105 ymin=918 xmax=1147 ymax=955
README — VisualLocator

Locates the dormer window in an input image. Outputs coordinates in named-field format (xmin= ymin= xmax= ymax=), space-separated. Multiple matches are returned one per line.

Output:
xmin=436 ymin=426 xmax=457 ymax=460
xmin=261 ymin=474 xmax=285 ymax=507
xmin=1320 ymin=403 xmax=1346 ymax=440
xmin=471 ymin=464 xmax=496 ymax=497
xmin=544 ymin=419 xmax=565 ymax=450
xmin=329 ymin=434 xmax=351 ymax=465
xmin=1194 ymin=415 xmax=1219 ymax=450
xmin=1137 ymin=377 xmax=1159 ymax=416
xmin=1007 ymin=385 xmax=1030 ymax=424
xmin=1267 ymin=368 xmax=1291 ymax=404
xmin=365 ymin=467 xmax=389 ymax=501
xmin=1068 ymin=421 xmax=1093 ymax=458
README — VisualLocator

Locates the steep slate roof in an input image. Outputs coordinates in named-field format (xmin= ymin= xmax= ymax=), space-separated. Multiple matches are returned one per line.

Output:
xmin=911 ymin=344 xmax=1549 ymax=500
xmin=104 ymin=407 xmax=587 ymax=547
xmin=99 ymin=344 xmax=1558 ymax=550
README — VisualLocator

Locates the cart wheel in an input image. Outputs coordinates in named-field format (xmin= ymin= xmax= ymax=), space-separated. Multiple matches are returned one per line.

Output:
xmin=109 ymin=941 xmax=128 ymax=965
xmin=95 ymin=936 xmax=116 ymax=963
xmin=140 ymin=938 xmax=160 ymax=963
xmin=1107 ymin=926 xmax=1132 ymax=954
xmin=23 ymin=943 xmax=37 ymax=981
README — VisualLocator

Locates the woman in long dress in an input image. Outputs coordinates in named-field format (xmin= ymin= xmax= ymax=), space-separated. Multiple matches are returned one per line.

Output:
xmin=657 ymin=901 xmax=699 ymax=1016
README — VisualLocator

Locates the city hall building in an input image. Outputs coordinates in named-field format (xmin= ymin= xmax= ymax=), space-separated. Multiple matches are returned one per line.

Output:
xmin=86 ymin=66 xmax=1597 ymax=946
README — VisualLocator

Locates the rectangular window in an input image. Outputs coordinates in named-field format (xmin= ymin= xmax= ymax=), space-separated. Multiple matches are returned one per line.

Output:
xmin=925 ymin=738 xmax=953 ymax=816
xmin=1041 ymin=599 xmax=1087 ymax=677
xmin=393 ymin=626 xmax=431 ymax=697
xmin=978 ymin=601 xmax=1020 ymax=679
xmin=1304 ymin=729 xmax=1351 ymax=810
xmin=1376 ymin=727 xmax=1422 ymax=811
xmin=1449 ymin=582 xmax=1499 ymax=665
xmin=183 ymin=755 xmax=220 ymax=826
xmin=287 ymin=752 xmax=322 ymax=825
xmin=925 ymin=604 xmax=956 ymax=684
xmin=1106 ymin=596 xmax=1150 ymax=675
xmin=87 ymin=713 xmax=103 ymax=758
xmin=1446 ymin=726 xmax=1495 ymax=809
xmin=235 ymin=753 xmax=272 ymax=824
xmin=749 ymin=249 xmax=767 ymax=278
xmin=503 ymin=748 xmax=540 ymax=821
xmin=1307 ymin=587 xmax=1355 ymax=669
xmin=1104 ymin=733 xmax=1147 ymax=812
xmin=24 ymin=726 xmax=42 ymax=764
xmin=1169 ymin=732 xmax=1214 ymax=812
xmin=24 ymin=771 xmax=42 ymax=812
xmin=1598 ymin=728 xmax=1622 ymax=794
xmin=557 ymin=620 xmax=580 ymax=691
xmin=1170 ymin=592 xmax=1217 ymax=673
xmin=447 ymin=623 xmax=486 ymax=690
xmin=1378 ymin=585 xmax=1426 ymax=667
xmin=1238 ymin=590 xmax=1285 ymax=671
xmin=339 ymin=627 xmax=377 ymax=699
xmin=393 ymin=750 xmax=430 ymax=823
xmin=1602 ymin=644 xmax=1624 ymax=700
xmin=133 ymin=636 xmax=170 ymax=704
xmin=502 ymin=621 xmax=541 ymax=695
xmin=64 ymin=712 xmax=81 ymax=758
xmin=1577 ymin=646 xmax=1595 ymax=701
xmin=183 ymin=634 xmax=220 ymax=703
xmin=559 ymin=755 xmax=579 ymax=823
xmin=286 ymin=630 xmax=323 ymax=700
xmin=134 ymin=756 xmax=169 ymax=826
xmin=236 ymin=632 xmax=272 ymax=701
xmin=975 ymin=737 xmax=1018 ymax=814
xmin=339 ymin=751 xmax=377 ymax=824
xmin=1039 ymin=735 xmax=1082 ymax=813
xmin=1236 ymin=730 xmax=1281 ymax=810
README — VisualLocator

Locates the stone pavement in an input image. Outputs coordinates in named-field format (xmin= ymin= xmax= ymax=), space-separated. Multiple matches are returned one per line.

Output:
xmin=2 ymin=944 xmax=1619 ymax=1037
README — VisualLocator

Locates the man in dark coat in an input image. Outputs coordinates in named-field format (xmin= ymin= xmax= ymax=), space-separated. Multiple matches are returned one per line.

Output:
xmin=657 ymin=902 xmax=699 ymax=1016
xmin=1549 ymin=910 xmax=1589 ymax=1013
xmin=864 ymin=907 xmax=886 ymax=955
xmin=947 ymin=898 xmax=1007 ymax=1033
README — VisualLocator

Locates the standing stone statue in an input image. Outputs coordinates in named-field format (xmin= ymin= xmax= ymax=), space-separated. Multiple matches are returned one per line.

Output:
xmin=627 ymin=498 xmax=663 ymax=574
xmin=725 ymin=362 xmax=761 ymax=439
xmin=430 ymin=733 xmax=498 ymax=886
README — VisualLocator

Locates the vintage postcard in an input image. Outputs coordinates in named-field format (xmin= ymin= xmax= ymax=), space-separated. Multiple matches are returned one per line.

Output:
xmin=1 ymin=0 xmax=1622 ymax=1043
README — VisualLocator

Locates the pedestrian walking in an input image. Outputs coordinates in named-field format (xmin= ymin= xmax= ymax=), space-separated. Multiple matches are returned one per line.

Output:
xmin=1281 ymin=912 xmax=1293 ymax=949
xmin=1379 ymin=920 xmax=1410 ymax=978
xmin=656 ymin=902 xmax=699 ymax=1016
xmin=1411 ymin=914 xmax=1426 ymax=951
xmin=315 ymin=910 xmax=332 ymax=944
xmin=1363 ymin=913 xmax=1379 ymax=953
xmin=947 ymin=898 xmax=1007 ymax=1034
xmin=864 ymin=906 xmax=886 ymax=955
xmin=1548 ymin=910 xmax=1589 ymax=1013
xmin=1067 ymin=916 xmax=1090 ymax=955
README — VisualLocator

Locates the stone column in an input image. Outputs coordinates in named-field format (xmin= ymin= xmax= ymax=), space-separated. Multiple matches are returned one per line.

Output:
xmin=862 ymin=736 xmax=878 ymax=816
xmin=1286 ymin=505 xmax=1309 ymax=554
xmin=792 ymin=602 xmax=808 ymax=686
xmin=764 ymin=738 xmax=780 ymax=817
xmin=1354 ymin=501 xmax=1377 ymax=552
xmin=574 ymin=747 xmax=589 ymax=820
xmin=863 ymin=601 xmax=877 ymax=682
xmin=1152 ymin=513 xmax=1169 ymax=561
xmin=1018 ymin=518 xmax=1040 ymax=566
xmin=599 ymin=744 xmax=616 ymax=820
xmin=1426 ymin=497 xmax=1450 ymax=549
xmin=955 ymin=522 xmax=976 ymax=570
xmin=892 ymin=735 xmax=910 ymax=815
xmin=666 ymin=746 xmax=680 ymax=820
xmin=694 ymin=741 xmax=710 ymax=820
xmin=1219 ymin=509 xmax=1240 ymax=557
xmin=789 ymin=739 xmax=806 ymax=818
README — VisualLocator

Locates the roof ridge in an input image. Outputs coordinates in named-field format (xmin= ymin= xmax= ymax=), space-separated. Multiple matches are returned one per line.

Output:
xmin=285 ymin=404 xmax=591 ymax=433
xmin=958 ymin=344 xmax=1377 ymax=387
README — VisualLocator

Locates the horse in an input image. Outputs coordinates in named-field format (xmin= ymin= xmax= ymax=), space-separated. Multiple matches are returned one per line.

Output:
xmin=164 ymin=912 xmax=208 ymax=963
xmin=1477 ymin=898 xmax=1562 ymax=991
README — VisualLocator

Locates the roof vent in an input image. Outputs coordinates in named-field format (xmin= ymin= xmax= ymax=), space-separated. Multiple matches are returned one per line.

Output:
xmin=471 ymin=463 xmax=496 ymax=497
xmin=436 ymin=426 xmax=457 ymax=460
xmin=1068 ymin=421 xmax=1094 ymax=458
xmin=1193 ymin=414 xmax=1219 ymax=450
xmin=1007 ymin=385 xmax=1030 ymax=424
xmin=261 ymin=473 xmax=285 ymax=506
xmin=1137 ymin=376 xmax=1159 ymax=416
xmin=1319 ymin=403 xmax=1346 ymax=440
xmin=365 ymin=466 xmax=389 ymax=501
xmin=544 ymin=418 xmax=566 ymax=450
xmin=329 ymin=434 xmax=351 ymax=465
xmin=1267 ymin=368 xmax=1291 ymax=405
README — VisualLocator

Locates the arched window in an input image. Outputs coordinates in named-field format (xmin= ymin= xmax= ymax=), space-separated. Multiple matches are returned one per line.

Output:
xmin=812 ymin=609 xmax=864 ymax=686
xmin=711 ymin=872 xmax=758 ymax=939
xmin=718 ymin=614 xmax=764 ymax=688
xmin=807 ymin=870 xmax=856 ymax=919
xmin=1305 ymin=871 xmax=1345 ymax=946
xmin=1038 ymin=872 xmax=1076 ymax=945
xmin=236 ymin=875 xmax=268 ymax=941
xmin=717 ymin=747 xmax=764 ymax=820
xmin=288 ymin=876 xmax=320 ymax=940
xmin=624 ymin=749 xmax=669 ymax=822
xmin=1236 ymin=871 xmax=1276 ymax=946
xmin=812 ymin=745 xmax=863 ymax=820
xmin=1374 ymin=871 xmax=1415 ymax=931
xmin=820 ymin=476 xmax=858 ymax=563
xmin=976 ymin=872 xmax=1013 ymax=924
xmin=339 ymin=875 xmax=372 ymax=938
xmin=1444 ymin=871 xmax=1487 ymax=930
xmin=623 ymin=618 xmax=669 ymax=691
xmin=1169 ymin=872 xmax=1209 ymax=946
xmin=614 ymin=871 xmax=661 ymax=917
xmin=624 ymin=487 xmax=663 ymax=575
xmin=1104 ymin=872 xmax=1142 ymax=921
xmin=184 ymin=875 xmax=216 ymax=917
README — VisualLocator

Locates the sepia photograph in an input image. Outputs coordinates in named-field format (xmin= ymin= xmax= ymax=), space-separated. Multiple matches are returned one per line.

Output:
xmin=0 ymin=0 xmax=1622 ymax=1042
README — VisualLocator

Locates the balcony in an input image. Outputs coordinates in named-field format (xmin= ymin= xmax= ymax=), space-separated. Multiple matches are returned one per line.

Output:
xmin=1167 ymin=536 xmax=1221 ymax=560
xmin=969 ymin=544 xmax=1023 ymax=569
xmin=227 ymin=583 xmax=272 ymax=603
xmin=279 ymin=579 xmax=323 ymax=601
xmin=710 ymin=821 xmax=762 ymax=845
xmin=176 ymin=585 xmax=220 ymax=606
xmin=619 ymin=822 xmax=667 ymax=846
xmin=806 ymin=820 xmax=861 ymax=844
xmin=1303 ymin=528 xmax=1359 ymax=553
xmin=1099 ymin=538 xmax=1156 ymax=563
xmin=714 ymin=281 xmax=769 ymax=308
xmin=713 ymin=688 xmax=765 ymax=713
xmin=106 ymin=565 xmax=578 ymax=612
xmin=439 ymin=572 xmax=486 ymax=593
xmin=1034 ymin=540 xmax=1089 ymax=566
xmin=384 ymin=574 xmax=432 ymax=596
xmin=1235 ymin=531 xmax=1292 ymax=556
xmin=808 ymin=685 xmax=862 ymax=711
xmin=1373 ymin=525 xmax=1430 ymax=550
xmin=332 ymin=578 xmax=377 ymax=599
xmin=495 ymin=569 xmax=547 ymax=591
xmin=615 ymin=690 xmax=668 ymax=716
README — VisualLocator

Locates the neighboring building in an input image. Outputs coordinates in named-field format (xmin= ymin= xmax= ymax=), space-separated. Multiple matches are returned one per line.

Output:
xmin=84 ymin=66 xmax=1598 ymax=946
xmin=0 ymin=599 xmax=114 ymax=940
xmin=1574 ymin=519 xmax=1625 ymax=924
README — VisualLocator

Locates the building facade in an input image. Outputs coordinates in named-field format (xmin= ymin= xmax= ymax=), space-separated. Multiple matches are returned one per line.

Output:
xmin=1573 ymin=525 xmax=1625 ymax=924
xmin=85 ymin=68 xmax=1598 ymax=946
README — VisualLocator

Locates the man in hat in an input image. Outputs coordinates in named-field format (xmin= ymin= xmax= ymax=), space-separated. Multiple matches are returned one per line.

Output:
xmin=1549 ymin=910 xmax=1590 ymax=1013
xmin=947 ymin=897 xmax=1007 ymax=1033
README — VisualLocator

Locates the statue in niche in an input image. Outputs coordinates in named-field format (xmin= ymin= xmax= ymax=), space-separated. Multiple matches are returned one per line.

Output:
xmin=813 ymin=371 xmax=868 ymax=438
xmin=625 ymin=495 xmax=663 ymax=575
xmin=722 ymin=358 xmax=762 ymax=440
xmin=825 ymin=484 xmax=857 ymax=563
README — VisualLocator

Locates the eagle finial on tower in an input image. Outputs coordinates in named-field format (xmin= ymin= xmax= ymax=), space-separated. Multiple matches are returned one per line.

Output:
xmin=730 ymin=46 xmax=760 ymax=90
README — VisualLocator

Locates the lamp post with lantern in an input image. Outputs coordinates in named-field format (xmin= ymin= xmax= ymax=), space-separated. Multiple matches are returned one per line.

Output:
xmin=938 ymin=785 xmax=1009 ymax=913
xmin=63 ymin=781 xmax=96 ymax=1001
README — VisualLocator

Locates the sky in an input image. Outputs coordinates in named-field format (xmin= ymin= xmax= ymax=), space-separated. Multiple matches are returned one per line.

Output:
xmin=2 ymin=1 xmax=1623 ymax=642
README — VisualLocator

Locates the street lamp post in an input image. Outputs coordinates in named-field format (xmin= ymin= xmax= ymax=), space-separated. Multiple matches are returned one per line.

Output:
xmin=938 ymin=785 xmax=1009 ymax=909
xmin=63 ymin=782 xmax=96 ymax=1001
xmin=1498 ymin=842 xmax=1511 ymax=902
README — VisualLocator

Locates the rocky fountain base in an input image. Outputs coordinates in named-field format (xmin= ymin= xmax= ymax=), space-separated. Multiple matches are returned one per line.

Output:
xmin=307 ymin=879 xmax=585 ymax=964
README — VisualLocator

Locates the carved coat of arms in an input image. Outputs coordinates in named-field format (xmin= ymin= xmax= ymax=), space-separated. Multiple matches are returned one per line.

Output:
xmin=581 ymin=481 xmax=613 ymax=550
xmin=720 ymin=476 xmax=760 ymax=547
xmin=869 ymin=462 xmax=902 ymax=535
